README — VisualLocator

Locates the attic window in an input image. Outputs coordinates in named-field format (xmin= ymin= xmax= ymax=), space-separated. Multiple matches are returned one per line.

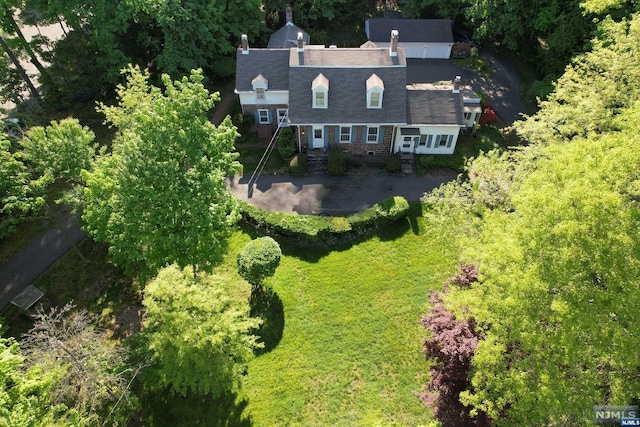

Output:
xmin=366 ymin=74 xmax=384 ymax=109
xmin=312 ymin=74 xmax=329 ymax=109
xmin=251 ymin=74 xmax=268 ymax=100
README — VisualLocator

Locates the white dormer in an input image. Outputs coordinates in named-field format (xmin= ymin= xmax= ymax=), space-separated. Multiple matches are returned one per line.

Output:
xmin=366 ymin=74 xmax=384 ymax=109
xmin=312 ymin=74 xmax=329 ymax=108
xmin=251 ymin=74 xmax=268 ymax=99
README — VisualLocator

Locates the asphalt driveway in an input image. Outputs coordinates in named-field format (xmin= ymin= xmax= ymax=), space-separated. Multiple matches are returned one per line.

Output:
xmin=227 ymin=169 xmax=458 ymax=215
xmin=406 ymin=50 xmax=529 ymax=125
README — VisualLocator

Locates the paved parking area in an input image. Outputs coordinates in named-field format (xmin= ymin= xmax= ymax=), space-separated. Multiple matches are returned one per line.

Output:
xmin=406 ymin=50 xmax=529 ymax=125
xmin=227 ymin=169 xmax=458 ymax=215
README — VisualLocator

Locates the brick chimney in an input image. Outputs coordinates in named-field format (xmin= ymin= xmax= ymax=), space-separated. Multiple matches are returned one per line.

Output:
xmin=285 ymin=5 xmax=293 ymax=26
xmin=453 ymin=75 xmax=461 ymax=93
xmin=390 ymin=30 xmax=399 ymax=57
xmin=241 ymin=34 xmax=249 ymax=55
xmin=297 ymin=32 xmax=304 ymax=52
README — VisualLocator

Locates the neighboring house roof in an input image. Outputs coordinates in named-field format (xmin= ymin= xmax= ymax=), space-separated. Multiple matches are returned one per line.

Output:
xmin=235 ymin=49 xmax=290 ymax=92
xmin=268 ymin=24 xmax=310 ymax=49
xmin=366 ymin=19 xmax=453 ymax=43
xmin=406 ymin=84 xmax=463 ymax=125
xmin=288 ymin=49 xmax=407 ymax=125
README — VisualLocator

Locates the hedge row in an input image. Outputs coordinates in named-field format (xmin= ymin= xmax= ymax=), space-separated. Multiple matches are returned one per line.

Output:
xmin=239 ymin=196 xmax=410 ymax=246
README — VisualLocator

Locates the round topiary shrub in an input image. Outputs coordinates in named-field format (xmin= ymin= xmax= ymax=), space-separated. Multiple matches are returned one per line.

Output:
xmin=237 ymin=237 xmax=282 ymax=285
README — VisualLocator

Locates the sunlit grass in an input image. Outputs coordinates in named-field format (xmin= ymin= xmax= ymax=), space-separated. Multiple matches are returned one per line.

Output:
xmin=226 ymin=212 xmax=460 ymax=425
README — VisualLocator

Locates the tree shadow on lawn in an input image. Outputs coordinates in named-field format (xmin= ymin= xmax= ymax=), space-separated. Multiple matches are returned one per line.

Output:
xmin=139 ymin=388 xmax=252 ymax=427
xmin=249 ymin=284 xmax=284 ymax=355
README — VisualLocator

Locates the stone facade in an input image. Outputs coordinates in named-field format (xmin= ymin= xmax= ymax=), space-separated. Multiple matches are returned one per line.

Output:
xmin=241 ymin=104 xmax=289 ymax=132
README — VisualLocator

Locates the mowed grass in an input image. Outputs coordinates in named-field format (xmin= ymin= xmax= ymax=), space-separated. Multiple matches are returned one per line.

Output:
xmin=228 ymin=208 xmax=460 ymax=426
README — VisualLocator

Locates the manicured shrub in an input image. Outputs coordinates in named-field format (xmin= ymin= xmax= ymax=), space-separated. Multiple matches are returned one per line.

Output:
xmin=289 ymin=154 xmax=307 ymax=175
xmin=238 ymin=196 xmax=409 ymax=247
xmin=277 ymin=128 xmax=297 ymax=159
xmin=328 ymin=148 xmax=348 ymax=176
xmin=385 ymin=155 xmax=402 ymax=173
xmin=237 ymin=237 xmax=282 ymax=285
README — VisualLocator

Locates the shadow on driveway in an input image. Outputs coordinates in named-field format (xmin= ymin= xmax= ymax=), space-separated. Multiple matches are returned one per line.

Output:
xmin=227 ymin=169 xmax=458 ymax=216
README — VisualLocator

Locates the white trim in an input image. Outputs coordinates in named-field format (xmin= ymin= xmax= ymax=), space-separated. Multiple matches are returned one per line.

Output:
xmin=257 ymin=109 xmax=270 ymax=124
xmin=277 ymin=109 xmax=289 ymax=127
xmin=312 ymin=125 xmax=324 ymax=148
xmin=366 ymin=126 xmax=379 ymax=143
xmin=339 ymin=125 xmax=351 ymax=143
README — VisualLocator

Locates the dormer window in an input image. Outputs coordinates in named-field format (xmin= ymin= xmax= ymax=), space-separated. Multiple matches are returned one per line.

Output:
xmin=252 ymin=74 xmax=268 ymax=100
xmin=312 ymin=74 xmax=329 ymax=109
xmin=366 ymin=74 xmax=384 ymax=109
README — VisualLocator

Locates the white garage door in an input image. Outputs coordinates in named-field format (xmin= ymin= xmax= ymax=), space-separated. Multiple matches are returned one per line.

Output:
xmin=423 ymin=43 xmax=452 ymax=59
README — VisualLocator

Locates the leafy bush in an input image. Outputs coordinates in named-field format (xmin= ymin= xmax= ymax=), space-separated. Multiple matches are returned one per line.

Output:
xmin=277 ymin=128 xmax=297 ymax=159
xmin=237 ymin=237 xmax=282 ymax=285
xmin=416 ymin=154 xmax=465 ymax=174
xmin=328 ymin=148 xmax=348 ymax=176
xmin=385 ymin=156 xmax=401 ymax=173
xmin=239 ymin=196 xmax=409 ymax=246
xmin=414 ymin=289 xmax=489 ymax=427
xmin=289 ymin=154 xmax=307 ymax=175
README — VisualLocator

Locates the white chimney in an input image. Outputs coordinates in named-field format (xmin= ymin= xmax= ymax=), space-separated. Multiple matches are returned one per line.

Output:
xmin=390 ymin=30 xmax=399 ymax=57
xmin=453 ymin=75 xmax=461 ymax=93
xmin=241 ymin=34 xmax=249 ymax=54
xmin=297 ymin=32 xmax=304 ymax=52
xmin=285 ymin=5 xmax=293 ymax=26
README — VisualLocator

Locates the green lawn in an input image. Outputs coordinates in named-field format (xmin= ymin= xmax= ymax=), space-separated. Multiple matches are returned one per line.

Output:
xmin=229 ymin=208 xmax=460 ymax=426
xmin=3 ymin=204 xmax=461 ymax=426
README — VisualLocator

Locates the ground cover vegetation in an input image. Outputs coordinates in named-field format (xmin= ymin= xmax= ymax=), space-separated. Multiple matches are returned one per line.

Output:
xmin=3 ymin=1 xmax=640 ymax=426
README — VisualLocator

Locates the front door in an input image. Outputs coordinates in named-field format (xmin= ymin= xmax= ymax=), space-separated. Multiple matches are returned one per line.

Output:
xmin=312 ymin=126 xmax=324 ymax=149
xmin=400 ymin=136 xmax=415 ymax=153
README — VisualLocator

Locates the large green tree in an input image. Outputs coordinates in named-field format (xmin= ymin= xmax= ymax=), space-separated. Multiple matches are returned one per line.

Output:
xmin=419 ymin=15 xmax=640 ymax=423
xmin=141 ymin=264 xmax=262 ymax=397
xmin=0 ymin=133 xmax=35 ymax=238
xmin=83 ymin=66 xmax=241 ymax=279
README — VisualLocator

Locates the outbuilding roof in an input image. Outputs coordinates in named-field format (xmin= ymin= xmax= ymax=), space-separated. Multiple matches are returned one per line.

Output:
xmin=366 ymin=19 xmax=453 ymax=44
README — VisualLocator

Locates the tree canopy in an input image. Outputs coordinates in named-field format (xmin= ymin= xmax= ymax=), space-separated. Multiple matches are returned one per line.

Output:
xmin=141 ymin=264 xmax=262 ymax=397
xmin=82 ymin=66 xmax=241 ymax=279
xmin=420 ymin=12 xmax=640 ymax=425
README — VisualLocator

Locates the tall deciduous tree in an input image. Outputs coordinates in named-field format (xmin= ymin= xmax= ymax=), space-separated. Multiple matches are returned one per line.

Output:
xmin=0 ymin=133 xmax=37 ymax=238
xmin=83 ymin=66 xmax=241 ymax=279
xmin=141 ymin=264 xmax=262 ymax=397
xmin=19 ymin=118 xmax=97 ymax=261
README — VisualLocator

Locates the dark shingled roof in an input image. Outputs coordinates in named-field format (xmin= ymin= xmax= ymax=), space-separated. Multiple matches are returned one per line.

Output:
xmin=406 ymin=85 xmax=463 ymax=125
xmin=290 ymin=47 xmax=406 ymax=67
xmin=267 ymin=24 xmax=310 ymax=49
xmin=288 ymin=65 xmax=407 ymax=125
xmin=367 ymin=19 xmax=453 ymax=43
xmin=235 ymin=49 xmax=290 ymax=92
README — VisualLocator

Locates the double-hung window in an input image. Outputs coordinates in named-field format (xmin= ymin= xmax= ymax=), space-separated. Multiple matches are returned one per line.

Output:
xmin=257 ymin=109 xmax=270 ymax=124
xmin=367 ymin=126 xmax=379 ymax=143
xmin=340 ymin=126 xmax=351 ymax=142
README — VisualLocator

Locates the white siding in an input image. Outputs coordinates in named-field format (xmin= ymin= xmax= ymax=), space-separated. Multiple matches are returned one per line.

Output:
xmin=394 ymin=125 xmax=461 ymax=155
xmin=238 ymin=91 xmax=289 ymax=112
xmin=375 ymin=42 xmax=452 ymax=59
